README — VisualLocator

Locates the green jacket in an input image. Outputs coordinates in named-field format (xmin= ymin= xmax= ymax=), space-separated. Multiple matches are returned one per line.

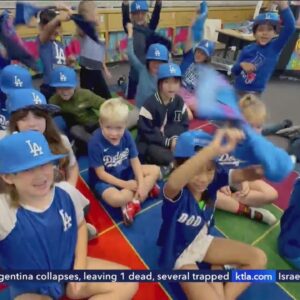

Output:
xmin=49 ymin=88 xmax=105 ymax=127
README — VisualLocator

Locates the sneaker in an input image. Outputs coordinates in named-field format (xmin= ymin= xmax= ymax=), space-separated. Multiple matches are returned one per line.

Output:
xmin=122 ymin=202 xmax=136 ymax=226
xmin=250 ymin=207 xmax=277 ymax=225
xmin=132 ymin=199 xmax=141 ymax=214
xmin=149 ymin=183 xmax=161 ymax=198
xmin=87 ymin=223 xmax=98 ymax=241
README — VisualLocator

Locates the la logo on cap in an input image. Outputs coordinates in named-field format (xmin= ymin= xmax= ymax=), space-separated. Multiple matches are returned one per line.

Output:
xmin=205 ymin=42 xmax=209 ymax=48
xmin=155 ymin=49 xmax=161 ymax=57
xmin=170 ymin=65 xmax=176 ymax=74
xmin=136 ymin=3 xmax=141 ymax=9
xmin=266 ymin=13 xmax=271 ymax=19
xmin=32 ymin=92 xmax=42 ymax=105
xmin=14 ymin=76 xmax=23 ymax=88
xmin=25 ymin=139 xmax=43 ymax=157
xmin=60 ymin=72 xmax=67 ymax=82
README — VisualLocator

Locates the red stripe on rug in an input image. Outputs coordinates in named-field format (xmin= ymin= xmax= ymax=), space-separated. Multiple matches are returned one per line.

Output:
xmin=76 ymin=176 xmax=114 ymax=233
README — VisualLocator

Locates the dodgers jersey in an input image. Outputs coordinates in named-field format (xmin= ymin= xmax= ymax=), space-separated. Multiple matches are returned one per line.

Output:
xmin=0 ymin=182 xmax=89 ymax=298
xmin=88 ymin=129 xmax=138 ymax=188
xmin=157 ymin=168 xmax=228 ymax=269
xmin=39 ymin=39 xmax=66 ymax=84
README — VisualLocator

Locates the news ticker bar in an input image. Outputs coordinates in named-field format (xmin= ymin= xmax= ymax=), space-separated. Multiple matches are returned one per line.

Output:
xmin=1 ymin=270 xmax=300 ymax=283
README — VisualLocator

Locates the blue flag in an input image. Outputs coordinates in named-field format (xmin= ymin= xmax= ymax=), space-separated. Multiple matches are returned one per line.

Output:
xmin=71 ymin=14 xmax=99 ymax=43
xmin=192 ymin=0 xmax=208 ymax=43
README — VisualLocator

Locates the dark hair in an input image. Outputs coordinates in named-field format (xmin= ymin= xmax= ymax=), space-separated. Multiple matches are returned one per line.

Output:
xmin=157 ymin=77 xmax=181 ymax=90
xmin=253 ymin=23 xmax=277 ymax=34
xmin=9 ymin=108 xmax=70 ymax=171
xmin=39 ymin=9 xmax=58 ymax=26
xmin=194 ymin=48 xmax=211 ymax=63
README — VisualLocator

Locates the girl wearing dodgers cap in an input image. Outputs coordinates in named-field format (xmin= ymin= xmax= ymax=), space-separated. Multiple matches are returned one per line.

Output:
xmin=157 ymin=129 xmax=267 ymax=299
xmin=0 ymin=131 xmax=138 ymax=299
xmin=5 ymin=88 xmax=79 ymax=187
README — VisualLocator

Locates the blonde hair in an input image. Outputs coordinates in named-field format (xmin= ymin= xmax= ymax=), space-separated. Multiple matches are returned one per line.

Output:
xmin=78 ymin=0 xmax=97 ymax=20
xmin=99 ymin=98 xmax=129 ymax=124
xmin=239 ymin=94 xmax=267 ymax=125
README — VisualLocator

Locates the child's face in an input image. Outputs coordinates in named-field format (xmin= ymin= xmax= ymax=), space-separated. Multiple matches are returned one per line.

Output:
xmin=100 ymin=120 xmax=127 ymax=146
xmin=3 ymin=163 xmax=54 ymax=201
xmin=254 ymin=23 xmax=276 ymax=46
xmin=160 ymin=78 xmax=181 ymax=100
xmin=187 ymin=161 xmax=216 ymax=194
xmin=56 ymin=87 xmax=75 ymax=101
xmin=16 ymin=111 xmax=46 ymax=134
xmin=149 ymin=60 xmax=164 ymax=75
xmin=194 ymin=49 xmax=208 ymax=64
xmin=131 ymin=12 xmax=147 ymax=25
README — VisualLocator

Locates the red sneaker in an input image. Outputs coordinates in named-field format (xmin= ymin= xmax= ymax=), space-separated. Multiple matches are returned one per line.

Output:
xmin=132 ymin=200 xmax=141 ymax=214
xmin=149 ymin=183 xmax=161 ymax=198
xmin=122 ymin=202 xmax=135 ymax=226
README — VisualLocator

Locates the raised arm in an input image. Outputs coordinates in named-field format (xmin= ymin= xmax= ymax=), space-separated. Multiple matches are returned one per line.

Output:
xmin=149 ymin=0 xmax=162 ymax=30
xmin=122 ymin=0 xmax=131 ymax=33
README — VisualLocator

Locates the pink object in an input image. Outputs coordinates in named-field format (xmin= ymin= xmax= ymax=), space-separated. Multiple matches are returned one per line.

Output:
xmin=119 ymin=38 xmax=128 ymax=51
xmin=178 ymin=86 xmax=197 ymax=111
xmin=174 ymin=28 xmax=188 ymax=44
xmin=65 ymin=38 xmax=81 ymax=58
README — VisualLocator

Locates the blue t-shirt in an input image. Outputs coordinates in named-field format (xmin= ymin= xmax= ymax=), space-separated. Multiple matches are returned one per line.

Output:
xmin=0 ymin=182 xmax=88 ymax=298
xmin=157 ymin=168 xmax=228 ymax=269
xmin=180 ymin=49 xmax=199 ymax=92
xmin=232 ymin=7 xmax=295 ymax=93
xmin=38 ymin=38 xmax=66 ymax=84
xmin=88 ymin=129 xmax=139 ymax=188
xmin=278 ymin=177 xmax=300 ymax=259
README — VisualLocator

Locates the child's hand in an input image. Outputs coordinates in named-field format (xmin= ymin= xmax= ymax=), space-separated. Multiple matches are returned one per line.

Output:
xmin=67 ymin=282 xmax=87 ymax=296
xmin=273 ymin=1 xmax=289 ymax=9
xmin=126 ymin=23 xmax=133 ymax=37
xmin=234 ymin=181 xmax=250 ymax=198
xmin=219 ymin=185 xmax=232 ymax=196
xmin=104 ymin=68 xmax=112 ymax=80
xmin=240 ymin=62 xmax=256 ymax=73
xmin=125 ymin=179 xmax=138 ymax=192
xmin=209 ymin=128 xmax=245 ymax=156
xmin=136 ymin=184 xmax=147 ymax=201
xmin=67 ymin=55 xmax=76 ymax=67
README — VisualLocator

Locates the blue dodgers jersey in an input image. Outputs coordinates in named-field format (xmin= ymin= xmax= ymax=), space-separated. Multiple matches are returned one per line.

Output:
xmin=0 ymin=186 xmax=78 ymax=271
xmin=0 ymin=185 xmax=79 ymax=298
xmin=88 ymin=129 xmax=139 ymax=188
xmin=157 ymin=168 xmax=228 ymax=269
xmin=39 ymin=39 xmax=66 ymax=84
xmin=278 ymin=177 xmax=300 ymax=259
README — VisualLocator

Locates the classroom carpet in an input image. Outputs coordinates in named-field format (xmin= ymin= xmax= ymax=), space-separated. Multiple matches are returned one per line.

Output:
xmin=0 ymin=121 xmax=299 ymax=300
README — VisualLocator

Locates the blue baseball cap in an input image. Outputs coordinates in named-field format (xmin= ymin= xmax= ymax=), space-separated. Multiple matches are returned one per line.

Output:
xmin=131 ymin=1 xmax=148 ymax=13
xmin=253 ymin=12 xmax=280 ymax=30
xmin=6 ymin=88 xmax=60 ymax=115
xmin=157 ymin=63 xmax=182 ymax=80
xmin=195 ymin=40 xmax=215 ymax=58
xmin=174 ymin=130 xmax=213 ymax=158
xmin=50 ymin=66 xmax=77 ymax=88
xmin=0 ymin=131 xmax=66 ymax=174
xmin=146 ymin=43 xmax=169 ymax=62
xmin=0 ymin=65 xmax=33 ymax=93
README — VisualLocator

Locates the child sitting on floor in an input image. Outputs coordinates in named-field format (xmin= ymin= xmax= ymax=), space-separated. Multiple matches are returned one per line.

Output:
xmin=216 ymin=94 xmax=278 ymax=225
xmin=0 ymin=130 xmax=138 ymax=299
xmin=137 ymin=62 xmax=188 ymax=169
xmin=88 ymin=98 xmax=160 ymax=226
xmin=157 ymin=129 xmax=267 ymax=300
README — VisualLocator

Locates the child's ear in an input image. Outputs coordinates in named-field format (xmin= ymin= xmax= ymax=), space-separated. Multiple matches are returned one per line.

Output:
xmin=1 ymin=174 xmax=14 ymax=185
